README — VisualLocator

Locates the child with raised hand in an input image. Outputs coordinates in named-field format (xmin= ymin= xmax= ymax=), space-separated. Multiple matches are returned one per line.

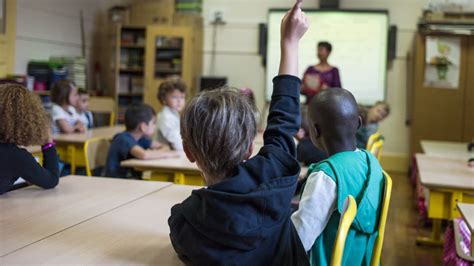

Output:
xmin=0 ymin=83 xmax=59 ymax=194
xmin=50 ymin=80 xmax=85 ymax=134
xmin=168 ymin=1 xmax=309 ymax=264
xmin=105 ymin=103 xmax=178 ymax=178
xmin=291 ymin=87 xmax=385 ymax=265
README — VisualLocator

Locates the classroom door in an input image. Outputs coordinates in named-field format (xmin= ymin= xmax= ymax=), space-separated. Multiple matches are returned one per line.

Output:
xmin=410 ymin=34 xmax=470 ymax=154
xmin=463 ymin=37 xmax=474 ymax=142
xmin=144 ymin=25 xmax=193 ymax=111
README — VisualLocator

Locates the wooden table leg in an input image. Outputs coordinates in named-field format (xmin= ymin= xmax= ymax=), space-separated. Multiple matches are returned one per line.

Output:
xmin=174 ymin=172 xmax=185 ymax=184
xmin=67 ymin=145 xmax=76 ymax=175
xmin=416 ymin=219 xmax=444 ymax=246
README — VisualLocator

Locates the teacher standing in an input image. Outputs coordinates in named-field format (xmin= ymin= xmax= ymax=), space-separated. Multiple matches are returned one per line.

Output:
xmin=301 ymin=41 xmax=341 ymax=104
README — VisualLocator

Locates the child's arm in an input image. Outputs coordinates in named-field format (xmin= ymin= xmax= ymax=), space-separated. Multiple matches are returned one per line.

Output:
xmin=279 ymin=0 xmax=308 ymax=76
xmin=150 ymin=140 xmax=164 ymax=150
xmin=129 ymin=145 xmax=178 ymax=160
xmin=263 ymin=0 xmax=308 ymax=154
xmin=16 ymin=133 xmax=60 ymax=190
xmin=56 ymin=119 xmax=76 ymax=134
xmin=291 ymin=171 xmax=337 ymax=251
xmin=74 ymin=121 xmax=86 ymax=133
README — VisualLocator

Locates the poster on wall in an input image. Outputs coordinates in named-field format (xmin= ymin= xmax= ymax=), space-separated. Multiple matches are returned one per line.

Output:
xmin=424 ymin=36 xmax=461 ymax=89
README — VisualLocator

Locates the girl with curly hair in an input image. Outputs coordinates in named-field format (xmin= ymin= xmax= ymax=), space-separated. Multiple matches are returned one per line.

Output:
xmin=0 ymin=83 xmax=60 ymax=194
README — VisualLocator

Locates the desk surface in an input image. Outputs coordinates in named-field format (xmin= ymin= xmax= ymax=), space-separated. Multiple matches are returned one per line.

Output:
xmin=1 ymin=184 xmax=198 ymax=265
xmin=416 ymin=153 xmax=474 ymax=191
xmin=458 ymin=203 xmax=474 ymax=234
xmin=121 ymin=143 xmax=265 ymax=173
xmin=421 ymin=140 xmax=471 ymax=160
xmin=121 ymin=152 xmax=200 ymax=172
xmin=0 ymin=175 xmax=171 ymax=256
xmin=53 ymin=125 xmax=124 ymax=144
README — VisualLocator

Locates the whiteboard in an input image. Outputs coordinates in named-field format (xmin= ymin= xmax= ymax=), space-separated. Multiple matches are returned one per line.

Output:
xmin=266 ymin=10 xmax=388 ymax=105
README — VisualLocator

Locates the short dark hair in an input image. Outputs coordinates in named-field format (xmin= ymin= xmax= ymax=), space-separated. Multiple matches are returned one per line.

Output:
xmin=124 ymin=103 xmax=156 ymax=131
xmin=318 ymin=41 xmax=332 ymax=53
xmin=78 ymin=88 xmax=89 ymax=96
xmin=51 ymin=80 xmax=75 ymax=105
xmin=157 ymin=76 xmax=187 ymax=104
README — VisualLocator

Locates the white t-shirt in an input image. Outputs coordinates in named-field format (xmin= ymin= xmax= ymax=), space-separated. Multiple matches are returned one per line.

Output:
xmin=157 ymin=106 xmax=183 ymax=151
xmin=76 ymin=110 xmax=93 ymax=129
xmin=51 ymin=104 xmax=80 ymax=134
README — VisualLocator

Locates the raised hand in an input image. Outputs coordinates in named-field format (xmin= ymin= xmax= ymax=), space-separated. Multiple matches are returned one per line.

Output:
xmin=281 ymin=0 xmax=309 ymax=45
xmin=278 ymin=0 xmax=309 ymax=76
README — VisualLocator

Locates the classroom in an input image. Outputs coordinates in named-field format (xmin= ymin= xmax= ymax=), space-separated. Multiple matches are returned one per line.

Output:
xmin=0 ymin=0 xmax=473 ymax=265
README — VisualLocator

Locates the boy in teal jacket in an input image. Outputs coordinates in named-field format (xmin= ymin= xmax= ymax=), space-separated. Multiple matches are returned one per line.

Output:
xmin=291 ymin=88 xmax=384 ymax=265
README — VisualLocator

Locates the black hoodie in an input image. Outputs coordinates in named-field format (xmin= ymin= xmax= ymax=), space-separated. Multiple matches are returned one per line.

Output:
xmin=168 ymin=75 xmax=309 ymax=266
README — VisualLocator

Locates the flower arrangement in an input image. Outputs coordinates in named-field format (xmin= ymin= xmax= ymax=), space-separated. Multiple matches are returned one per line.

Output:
xmin=429 ymin=42 xmax=453 ymax=80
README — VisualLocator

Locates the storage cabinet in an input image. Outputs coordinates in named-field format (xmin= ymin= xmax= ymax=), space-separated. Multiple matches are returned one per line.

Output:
xmin=410 ymin=33 xmax=474 ymax=154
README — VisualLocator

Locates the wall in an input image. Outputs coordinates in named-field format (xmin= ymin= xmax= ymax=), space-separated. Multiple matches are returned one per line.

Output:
xmin=202 ymin=0 xmax=429 ymax=160
xmin=13 ymin=0 xmax=128 ymax=87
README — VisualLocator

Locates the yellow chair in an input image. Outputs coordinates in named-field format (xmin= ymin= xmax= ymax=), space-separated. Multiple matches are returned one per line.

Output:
xmin=84 ymin=138 xmax=111 ymax=176
xmin=89 ymin=97 xmax=116 ymax=126
xmin=366 ymin=132 xmax=381 ymax=151
xmin=370 ymin=139 xmax=384 ymax=161
xmin=331 ymin=195 xmax=357 ymax=266
xmin=370 ymin=171 xmax=393 ymax=266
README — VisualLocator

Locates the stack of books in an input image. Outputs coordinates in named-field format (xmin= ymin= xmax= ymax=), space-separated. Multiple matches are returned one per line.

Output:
xmin=51 ymin=56 xmax=87 ymax=89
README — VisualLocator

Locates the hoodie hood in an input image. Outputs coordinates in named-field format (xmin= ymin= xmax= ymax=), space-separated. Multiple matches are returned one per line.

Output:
xmin=175 ymin=145 xmax=301 ymax=251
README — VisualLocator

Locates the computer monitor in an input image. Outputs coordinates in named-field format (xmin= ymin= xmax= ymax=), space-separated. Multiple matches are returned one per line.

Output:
xmin=199 ymin=76 xmax=227 ymax=91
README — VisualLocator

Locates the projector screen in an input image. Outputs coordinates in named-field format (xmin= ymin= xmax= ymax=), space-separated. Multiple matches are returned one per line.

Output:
xmin=266 ymin=10 xmax=388 ymax=105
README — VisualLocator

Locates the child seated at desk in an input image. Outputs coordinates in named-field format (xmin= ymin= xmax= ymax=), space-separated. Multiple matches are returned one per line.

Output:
xmin=356 ymin=101 xmax=390 ymax=149
xmin=0 ymin=83 xmax=59 ymax=194
xmin=74 ymin=88 xmax=93 ymax=129
xmin=291 ymin=88 xmax=385 ymax=265
xmin=50 ymin=80 xmax=85 ymax=134
xmin=168 ymin=1 xmax=309 ymax=264
xmin=156 ymin=77 xmax=186 ymax=151
xmin=105 ymin=103 xmax=177 ymax=178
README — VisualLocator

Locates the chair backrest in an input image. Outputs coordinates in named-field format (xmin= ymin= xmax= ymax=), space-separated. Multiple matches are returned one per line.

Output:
xmin=370 ymin=139 xmax=384 ymax=160
xmin=331 ymin=195 xmax=358 ymax=266
xmin=370 ymin=171 xmax=393 ymax=266
xmin=366 ymin=132 xmax=381 ymax=151
xmin=84 ymin=138 xmax=111 ymax=176
xmin=89 ymin=97 xmax=116 ymax=126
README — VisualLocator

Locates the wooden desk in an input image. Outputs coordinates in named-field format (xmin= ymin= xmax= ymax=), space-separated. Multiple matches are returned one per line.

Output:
xmin=121 ymin=143 xmax=265 ymax=186
xmin=458 ymin=203 xmax=474 ymax=257
xmin=1 ymin=184 xmax=198 ymax=265
xmin=415 ymin=154 xmax=474 ymax=246
xmin=421 ymin=140 xmax=471 ymax=160
xmin=0 ymin=175 xmax=171 ymax=256
xmin=53 ymin=125 xmax=124 ymax=174
xmin=121 ymin=152 xmax=201 ymax=185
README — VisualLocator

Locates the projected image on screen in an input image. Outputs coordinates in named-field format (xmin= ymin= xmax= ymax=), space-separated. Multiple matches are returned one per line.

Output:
xmin=266 ymin=10 xmax=388 ymax=105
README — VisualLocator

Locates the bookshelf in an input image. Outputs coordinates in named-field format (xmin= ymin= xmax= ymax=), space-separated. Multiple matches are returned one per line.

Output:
xmin=106 ymin=23 xmax=200 ymax=122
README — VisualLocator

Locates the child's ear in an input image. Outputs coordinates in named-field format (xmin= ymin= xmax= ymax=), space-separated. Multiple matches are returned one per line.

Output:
xmin=244 ymin=142 xmax=254 ymax=161
xmin=358 ymin=116 xmax=362 ymax=130
xmin=183 ymin=142 xmax=196 ymax=163
xmin=139 ymin=122 xmax=147 ymax=132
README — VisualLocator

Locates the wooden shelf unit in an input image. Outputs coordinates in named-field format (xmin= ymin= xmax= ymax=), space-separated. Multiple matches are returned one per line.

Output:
xmin=105 ymin=20 xmax=202 ymax=122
